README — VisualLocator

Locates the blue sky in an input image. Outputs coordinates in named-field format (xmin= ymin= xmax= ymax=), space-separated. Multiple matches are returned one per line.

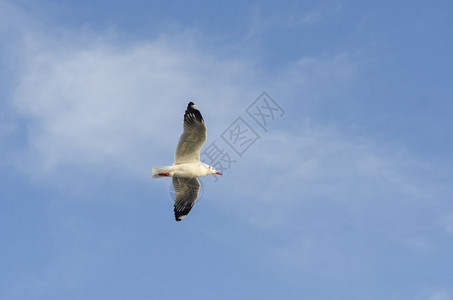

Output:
xmin=1 ymin=0 xmax=453 ymax=299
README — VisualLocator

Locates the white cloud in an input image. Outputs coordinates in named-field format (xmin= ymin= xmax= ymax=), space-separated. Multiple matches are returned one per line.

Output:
xmin=206 ymin=122 xmax=452 ymax=275
xmin=11 ymin=31 xmax=260 ymax=176
xmin=218 ymin=126 xmax=434 ymax=206
xmin=7 ymin=4 xmax=359 ymax=181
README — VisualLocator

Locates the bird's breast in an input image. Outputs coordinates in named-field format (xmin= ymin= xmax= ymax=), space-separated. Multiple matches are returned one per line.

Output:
xmin=172 ymin=163 xmax=207 ymax=177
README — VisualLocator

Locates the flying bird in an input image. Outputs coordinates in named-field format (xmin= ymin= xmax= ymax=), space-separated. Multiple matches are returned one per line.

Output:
xmin=152 ymin=102 xmax=222 ymax=221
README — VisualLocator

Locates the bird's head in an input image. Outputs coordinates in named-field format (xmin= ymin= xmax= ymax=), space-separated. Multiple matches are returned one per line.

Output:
xmin=208 ymin=165 xmax=222 ymax=176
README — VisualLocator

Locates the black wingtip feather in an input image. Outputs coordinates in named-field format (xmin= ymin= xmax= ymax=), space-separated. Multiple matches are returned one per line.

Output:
xmin=184 ymin=101 xmax=203 ymax=124
xmin=174 ymin=208 xmax=191 ymax=221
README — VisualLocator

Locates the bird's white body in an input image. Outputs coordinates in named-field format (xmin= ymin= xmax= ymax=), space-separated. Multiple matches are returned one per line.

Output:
xmin=152 ymin=162 xmax=214 ymax=178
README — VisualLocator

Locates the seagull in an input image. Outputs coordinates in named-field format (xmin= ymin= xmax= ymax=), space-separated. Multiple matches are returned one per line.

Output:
xmin=152 ymin=102 xmax=222 ymax=221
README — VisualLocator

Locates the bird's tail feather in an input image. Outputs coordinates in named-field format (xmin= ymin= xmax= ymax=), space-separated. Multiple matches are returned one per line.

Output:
xmin=152 ymin=166 xmax=173 ymax=179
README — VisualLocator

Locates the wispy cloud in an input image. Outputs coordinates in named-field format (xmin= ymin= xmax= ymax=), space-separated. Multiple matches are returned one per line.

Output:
xmin=205 ymin=121 xmax=453 ymax=284
xmin=6 ymin=3 xmax=358 ymax=182
xmin=10 ymin=32 xmax=259 ymax=176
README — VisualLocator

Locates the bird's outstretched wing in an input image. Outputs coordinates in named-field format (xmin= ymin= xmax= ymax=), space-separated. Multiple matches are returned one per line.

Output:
xmin=172 ymin=177 xmax=201 ymax=221
xmin=174 ymin=102 xmax=207 ymax=164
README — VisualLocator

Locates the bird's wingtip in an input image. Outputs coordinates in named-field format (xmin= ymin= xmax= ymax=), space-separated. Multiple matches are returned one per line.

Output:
xmin=175 ymin=215 xmax=186 ymax=221
xmin=188 ymin=101 xmax=199 ymax=110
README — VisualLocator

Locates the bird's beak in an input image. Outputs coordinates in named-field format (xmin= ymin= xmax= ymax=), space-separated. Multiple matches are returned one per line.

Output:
xmin=215 ymin=171 xmax=223 ymax=175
